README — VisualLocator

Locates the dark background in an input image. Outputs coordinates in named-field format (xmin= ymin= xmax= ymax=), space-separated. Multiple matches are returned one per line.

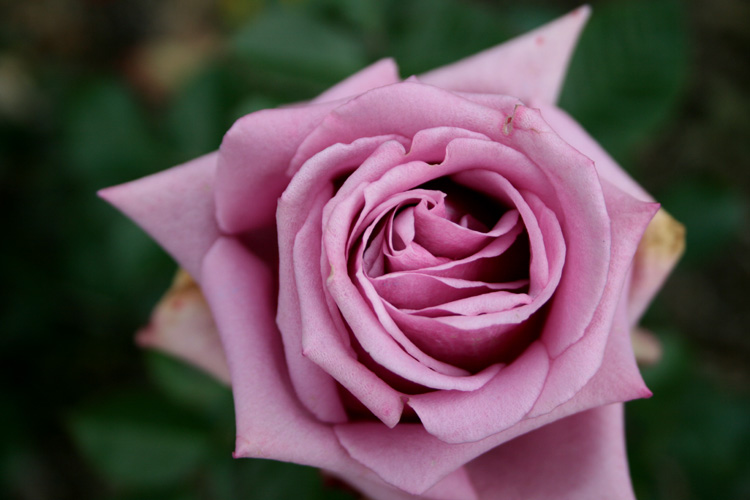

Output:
xmin=1 ymin=0 xmax=748 ymax=498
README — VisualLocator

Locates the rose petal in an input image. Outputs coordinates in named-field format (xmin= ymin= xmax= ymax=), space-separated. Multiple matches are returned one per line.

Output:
xmin=448 ymin=169 xmax=558 ymax=298
xmin=528 ymin=179 xmax=657 ymax=417
xmin=354 ymin=233 xmax=478 ymax=378
xmin=408 ymin=341 xmax=549 ymax=444
xmin=334 ymin=422 xmax=462 ymax=496
xmin=372 ymin=273 xmax=528 ymax=311
xmin=534 ymin=103 xmax=653 ymax=202
xmin=215 ymin=100 xmax=343 ymax=234
xmin=329 ymin=249 xmax=507 ymax=390
xmin=291 ymin=82 xmax=521 ymax=173
xmin=404 ymin=290 xmax=532 ymax=317
xmin=278 ymin=138 xmax=410 ymax=423
xmin=384 ymin=301 xmax=526 ymax=370
xmin=498 ymin=105 xmax=612 ymax=356
xmin=324 ymin=136 xmax=566 ymax=371
xmin=384 ymin=224 xmax=524 ymax=282
xmin=379 ymin=183 xmax=564 ymax=370
xmin=411 ymin=199 xmax=516 ymax=259
xmin=419 ymin=6 xmax=591 ymax=104
xmin=355 ymin=275 xmax=503 ymax=382
xmin=319 ymin=141 xmax=515 ymax=390
xmin=421 ymin=467 xmax=479 ymax=500
xmin=466 ymin=404 xmax=637 ymax=500
xmin=295 ymin=190 xmax=408 ymax=425
xmin=628 ymin=208 xmax=686 ymax=324
xmin=336 ymin=464 xmax=479 ymax=500
xmin=98 ymin=152 xmax=220 ymax=280
xmin=313 ymin=58 xmax=400 ymax=103
xmin=334 ymin=285 xmax=652 ymax=495
xmin=385 ymin=240 xmax=452 ymax=272
xmin=631 ymin=326 xmax=663 ymax=366
xmin=201 ymin=237 xmax=350 ymax=469
xmin=136 ymin=268 xmax=230 ymax=384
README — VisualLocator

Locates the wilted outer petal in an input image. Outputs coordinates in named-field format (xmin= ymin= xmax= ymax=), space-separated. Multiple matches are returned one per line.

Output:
xmin=466 ymin=404 xmax=636 ymax=500
xmin=631 ymin=326 xmax=663 ymax=366
xmin=419 ymin=6 xmax=591 ymax=104
xmin=98 ymin=152 xmax=220 ymax=280
xmin=136 ymin=268 xmax=230 ymax=384
xmin=628 ymin=208 xmax=685 ymax=324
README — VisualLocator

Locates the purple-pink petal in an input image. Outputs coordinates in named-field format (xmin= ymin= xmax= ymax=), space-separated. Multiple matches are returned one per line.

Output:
xmin=98 ymin=152 xmax=220 ymax=281
xmin=419 ymin=6 xmax=591 ymax=104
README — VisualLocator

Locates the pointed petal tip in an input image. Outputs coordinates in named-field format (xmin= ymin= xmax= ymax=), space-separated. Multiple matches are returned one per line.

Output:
xmin=96 ymin=183 xmax=125 ymax=207
xmin=419 ymin=5 xmax=593 ymax=103
xmin=312 ymin=57 xmax=401 ymax=104
xmin=575 ymin=4 xmax=592 ymax=21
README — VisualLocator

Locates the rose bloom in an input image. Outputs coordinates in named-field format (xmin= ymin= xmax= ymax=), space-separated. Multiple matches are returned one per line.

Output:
xmin=101 ymin=7 xmax=684 ymax=500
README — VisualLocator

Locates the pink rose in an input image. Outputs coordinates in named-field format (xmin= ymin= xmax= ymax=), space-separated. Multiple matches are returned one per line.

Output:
xmin=101 ymin=7 xmax=685 ymax=500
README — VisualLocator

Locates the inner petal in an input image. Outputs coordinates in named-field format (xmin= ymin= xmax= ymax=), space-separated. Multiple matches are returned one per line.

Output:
xmin=413 ymin=200 xmax=518 ymax=260
xmin=373 ymin=273 xmax=529 ymax=310
xmin=404 ymin=290 xmax=532 ymax=317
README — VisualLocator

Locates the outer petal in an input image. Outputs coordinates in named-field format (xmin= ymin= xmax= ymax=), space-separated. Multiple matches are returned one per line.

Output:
xmin=499 ymin=105 xmax=612 ymax=357
xmin=528 ymin=180 xmax=657 ymax=417
xmin=336 ymin=465 xmax=479 ymax=500
xmin=533 ymin=104 xmax=685 ymax=326
xmin=98 ymin=152 xmax=219 ymax=280
xmin=466 ymin=404 xmax=636 ymax=500
xmin=201 ymin=237 xmax=349 ymax=469
xmin=215 ymin=101 xmax=342 ymax=234
xmin=312 ymin=58 xmax=400 ymax=103
xmin=407 ymin=342 xmax=549 ymax=444
xmin=534 ymin=103 xmax=653 ymax=202
xmin=137 ymin=269 xmax=230 ymax=384
xmin=419 ymin=6 xmax=591 ymax=104
xmin=628 ymin=208 xmax=685 ymax=324
xmin=216 ymin=58 xmax=404 ymax=235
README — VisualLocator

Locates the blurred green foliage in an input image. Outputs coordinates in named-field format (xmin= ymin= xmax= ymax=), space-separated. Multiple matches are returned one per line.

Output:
xmin=1 ymin=0 xmax=748 ymax=499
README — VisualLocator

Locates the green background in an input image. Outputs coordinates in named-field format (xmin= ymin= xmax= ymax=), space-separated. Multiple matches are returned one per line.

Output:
xmin=1 ymin=0 xmax=749 ymax=498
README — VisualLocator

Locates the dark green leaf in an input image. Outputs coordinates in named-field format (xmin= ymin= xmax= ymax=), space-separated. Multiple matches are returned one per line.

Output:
xmin=207 ymin=456 xmax=357 ymax=500
xmin=660 ymin=180 xmax=745 ymax=265
xmin=166 ymin=69 xmax=229 ymax=159
xmin=232 ymin=7 xmax=367 ymax=84
xmin=68 ymin=393 xmax=210 ymax=490
xmin=146 ymin=351 xmax=233 ymax=423
xmin=388 ymin=0 xmax=516 ymax=76
xmin=64 ymin=80 xmax=163 ymax=185
xmin=560 ymin=0 xmax=689 ymax=165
